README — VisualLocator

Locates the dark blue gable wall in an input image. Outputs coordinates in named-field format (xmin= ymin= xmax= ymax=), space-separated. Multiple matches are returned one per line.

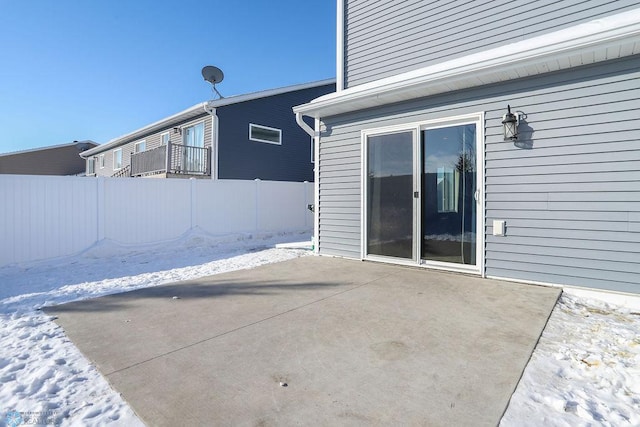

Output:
xmin=217 ymin=83 xmax=334 ymax=182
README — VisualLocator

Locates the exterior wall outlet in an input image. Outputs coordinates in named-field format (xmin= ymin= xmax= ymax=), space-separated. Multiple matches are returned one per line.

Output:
xmin=493 ymin=220 xmax=506 ymax=236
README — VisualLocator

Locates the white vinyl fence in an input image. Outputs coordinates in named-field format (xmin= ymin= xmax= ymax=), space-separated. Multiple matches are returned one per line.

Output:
xmin=0 ymin=175 xmax=313 ymax=267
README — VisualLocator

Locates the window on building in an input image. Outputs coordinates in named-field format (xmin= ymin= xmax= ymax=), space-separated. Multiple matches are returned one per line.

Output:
xmin=311 ymin=138 xmax=315 ymax=163
xmin=99 ymin=154 xmax=105 ymax=168
xmin=249 ymin=123 xmax=281 ymax=145
xmin=113 ymin=148 xmax=123 ymax=170
xmin=134 ymin=140 xmax=146 ymax=153
xmin=161 ymin=132 xmax=170 ymax=146
xmin=183 ymin=122 xmax=205 ymax=147
xmin=87 ymin=157 xmax=96 ymax=175
xmin=436 ymin=166 xmax=459 ymax=213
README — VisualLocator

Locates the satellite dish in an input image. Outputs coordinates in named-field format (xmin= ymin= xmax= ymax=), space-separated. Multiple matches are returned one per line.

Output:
xmin=202 ymin=66 xmax=224 ymax=84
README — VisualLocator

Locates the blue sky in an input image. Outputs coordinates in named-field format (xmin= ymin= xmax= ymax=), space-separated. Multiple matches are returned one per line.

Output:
xmin=0 ymin=0 xmax=335 ymax=153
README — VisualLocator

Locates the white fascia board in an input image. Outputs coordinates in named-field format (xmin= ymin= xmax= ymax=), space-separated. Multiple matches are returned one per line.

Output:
xmin=81 ymin=104 xmax=208 ymax=157
xmin=294 ymin=8 xmax=640 ymax=118
xmin=205 ymin=78 xmax=336 ymax=110
xmin=84 ymin=78 xmax=337 ymax=157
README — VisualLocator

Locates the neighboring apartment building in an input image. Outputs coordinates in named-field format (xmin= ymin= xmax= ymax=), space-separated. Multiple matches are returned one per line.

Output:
xmin=0 ymin=140 xmax=97 ymax=176
xmin=81 ymin=80 xmax=335 ymax=181
xmin=294 ymin=1 xmax=640 ymax=295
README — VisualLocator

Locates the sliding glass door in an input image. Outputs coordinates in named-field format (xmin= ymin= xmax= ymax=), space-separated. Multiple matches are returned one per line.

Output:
xmin=421 ymin=124 xmax=477 ymax=266
xmin=364 ymin=115 xmax=482 ymax=272
xmin=366 ymin=131 xmax=415 ymax=260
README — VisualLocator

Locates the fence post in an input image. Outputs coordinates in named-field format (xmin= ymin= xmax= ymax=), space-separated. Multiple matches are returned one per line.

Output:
xmin=254 ymin=178 xmax=261 ymax=232
xmin=165 ymin=142 xmax=172 ymax=174
xmin=96 ymin=176 xmax=105 ymax=242
xmin=190 ymin=178 xmax=197 ymax=231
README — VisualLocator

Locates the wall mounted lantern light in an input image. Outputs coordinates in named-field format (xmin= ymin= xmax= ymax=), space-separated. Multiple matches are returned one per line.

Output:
xmin=502 ymin=105 xmax=520 ymax=141
xmin=172 ymin=127 xmax=182 ymax=135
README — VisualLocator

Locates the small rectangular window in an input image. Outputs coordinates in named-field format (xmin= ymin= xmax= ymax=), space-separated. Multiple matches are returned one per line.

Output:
xmin=249 ymin=123 xmax=281 ymax=145
xmin=134 ymin=140 xmax=146 ymax=153
xmin=99 ymin=154 xmax=105 ymax=168
xmin=113 ymin=148 xmax=123 ymax=170
xmin=161 ymin=132 xmax=170 ymax=146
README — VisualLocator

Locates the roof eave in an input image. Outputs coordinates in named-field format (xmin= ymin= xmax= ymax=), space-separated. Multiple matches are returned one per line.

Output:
xmin=294 ymin=8 xmax=640 ymax=118
xmin=80 ymin=103 xmax=208 ymax=157
xmin=1 ymin=140 xmax=98 ymax=158
xmin=81 ymin=78 xmax=336 ymax=158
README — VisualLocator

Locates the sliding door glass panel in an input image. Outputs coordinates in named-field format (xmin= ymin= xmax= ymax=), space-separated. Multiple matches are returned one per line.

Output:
xmin=367 ymin=131 xmax=414 ymax=259
xmin=421 ymin=124 xmax=476 ymax=265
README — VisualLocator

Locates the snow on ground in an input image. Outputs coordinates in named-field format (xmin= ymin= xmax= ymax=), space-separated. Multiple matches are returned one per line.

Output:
xmin=501 ymin=294 xmax=640 ymax=426
xmin=0 ymin=230 xmax=310 ymax=426
xmin=1 ymin=229 xmax=639 ymax=426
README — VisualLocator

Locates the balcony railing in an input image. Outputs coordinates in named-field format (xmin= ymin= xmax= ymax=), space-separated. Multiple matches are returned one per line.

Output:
xmin=130 ymin=143 xmax=211 ymax=177
xmin=112 ymin=165 xmax=131 ymax=178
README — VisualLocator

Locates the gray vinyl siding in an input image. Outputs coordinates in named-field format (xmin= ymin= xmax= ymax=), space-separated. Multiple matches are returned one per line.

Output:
xmin=319 ymin=55 xmax=640 ymax=293
xmin=89 ymin=116 xmax=212 ymax=177
xmin=343 ymin=0 xmax=640 ymax=88
xmin=216 ymin=83 xmax=334 ymax=182
xmin=0 ymin=142 xmax=96 ymax=176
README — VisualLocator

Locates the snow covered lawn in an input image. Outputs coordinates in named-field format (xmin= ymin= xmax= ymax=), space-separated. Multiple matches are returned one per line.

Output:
xmin=501 ymin=293 xmax=640 ymax=426
xmin=1 ymin=230 xmax=638 ymax=426
xmin=1 ymin=231 xmax=310 ymax=426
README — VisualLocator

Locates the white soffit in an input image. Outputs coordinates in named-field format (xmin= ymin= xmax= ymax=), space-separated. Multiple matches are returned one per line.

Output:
xmin=294 ymin=8 xmax=640 ymax=118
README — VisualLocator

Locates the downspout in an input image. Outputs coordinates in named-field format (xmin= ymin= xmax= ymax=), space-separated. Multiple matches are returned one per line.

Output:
xmin=203 ymin=102 xmax=218 ymax=179
xmin=295 ymin=112 xmax=320 ymax=254
xmin=295 ymin=112 xmax=316 ymax=139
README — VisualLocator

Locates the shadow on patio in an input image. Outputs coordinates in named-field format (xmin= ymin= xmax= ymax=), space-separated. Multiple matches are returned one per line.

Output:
xmin=46 ymin=256 xmax=560 ymax=426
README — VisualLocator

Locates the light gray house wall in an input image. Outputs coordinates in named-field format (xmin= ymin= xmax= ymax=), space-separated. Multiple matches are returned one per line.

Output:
xmin=343 ymin=0 xmax=640 ymax=88
xmin=318 ymin=55 xmax=640 ymax=293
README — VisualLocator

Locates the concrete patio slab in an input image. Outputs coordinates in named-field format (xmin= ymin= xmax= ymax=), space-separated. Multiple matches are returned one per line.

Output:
xmin=47 ymin=256 xmax=560 ymax=426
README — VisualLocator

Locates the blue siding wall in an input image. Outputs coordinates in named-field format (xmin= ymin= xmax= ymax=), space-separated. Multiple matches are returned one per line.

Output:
xmin=344 ymin=0 xmax=640 ymax=88
xmin=318 ymin=56 xmax=640 ymax=293
xmin=217 ymin=83 xmax=334 ymax=182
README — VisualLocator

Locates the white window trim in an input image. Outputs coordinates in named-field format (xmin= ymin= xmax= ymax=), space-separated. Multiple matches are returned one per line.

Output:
xmin=160 ymin=132 xmax=170 ymax=146
xmin=99 ymin=154 xmax=105 ymax=169
xmin=310 ymin=136 xmax=315 ymax=163
xmin=113 ymin=148 xmax=123 ymax=170
xmin=134 ymin=140 xmax=146 ymax=153
xmin=249 ymin=123 xmax=282 ymax=145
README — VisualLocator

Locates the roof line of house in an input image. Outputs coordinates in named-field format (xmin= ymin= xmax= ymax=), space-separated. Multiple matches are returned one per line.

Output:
xmin=81 ymin=78 xmax=335 ymax=157
xmin=0 ymin=140 xmax=98 ymax=157
xmin=294 ymin=8 xmax=640 ymax=118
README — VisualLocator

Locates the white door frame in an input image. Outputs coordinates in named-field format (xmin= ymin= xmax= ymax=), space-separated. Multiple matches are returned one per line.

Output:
xmin=361 ymin=112 xmax=485 ymax=275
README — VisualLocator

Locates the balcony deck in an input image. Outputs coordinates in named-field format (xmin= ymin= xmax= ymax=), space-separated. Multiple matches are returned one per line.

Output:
xmin=129 ymin=143 xmax=211 ymax=178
